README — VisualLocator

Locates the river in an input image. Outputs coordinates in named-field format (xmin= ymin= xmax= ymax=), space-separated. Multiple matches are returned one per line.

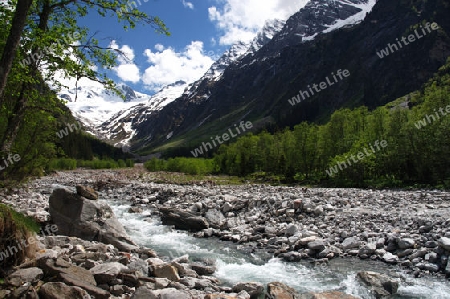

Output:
xmin=109 ymin=199 xmax=450 ymax=299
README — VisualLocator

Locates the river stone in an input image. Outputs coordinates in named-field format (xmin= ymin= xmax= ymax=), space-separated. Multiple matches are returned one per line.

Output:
xmin=205 ymin=209 xmax=227 ymax=229
xmin=308 ymin=240 xmax=326 ymax=251
xmin=190 ymin=262 xmax=216 ymax=275
xmin=90 ymin=262 xmax=128 ymax=284
xmin=267 ymin=281 xmax=300 ymax=298
xmin=222 ymin=202 xmax=233 ymax=213
xmin=232 ymin=282 xmax=264 ymax=297
xmin=356 ymin=271 xmax=399 ymax=298
xmin=314 ymin=205 xmax=324 ymax=216
xmin=159 ymin=207 xmax=209 ymax=231
xmin=131 ymin=286 xmax=155 ymax=299
xmin=438 ymin=237 xmax=450 ymax=251
xmin=39 ymin=282 xmax=90 ymax=299
xmin=342 ymin=237 xmax=360 ymax=250
xmin=153 ymin=264 xmax=180 ymax=281
xmin=285 ymin=224 xmax=298 ymax=237
xmin=7 ymin=267 xmax=43 ymax=287
xmin=38 ymin=258 xmax=97 ymax=286
xmin=398 ymin=238 xmax=415 ymax=249
xmin=49 ymin=187 xmax=138 ymax=252
xmin=128 ymin=258 xmax=149 ymax=277
xmin=383 ymin=252 xmax=399 ymax=264
xmin=359 ymin=243 xmax=376 ymax=257
xmin=76 ymin=185 xmax=98 ymax=200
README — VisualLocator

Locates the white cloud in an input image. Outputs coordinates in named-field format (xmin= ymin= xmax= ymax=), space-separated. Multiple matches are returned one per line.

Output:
xmin=154 ymin=44 xmax=165 ymax=52
xmin=142 ymin=41 xmax=214 ymax=92
xmin=109 ymin=41 xmax=140 ymax=83
xmin=181 ymin=0 xmax=194 ymax=10
xmin=209 ymin=0 xmax=308 ymax=45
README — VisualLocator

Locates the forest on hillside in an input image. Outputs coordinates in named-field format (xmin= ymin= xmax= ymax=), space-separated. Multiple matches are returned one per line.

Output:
xmin=146 ymin=59 xmax=450 ymax=188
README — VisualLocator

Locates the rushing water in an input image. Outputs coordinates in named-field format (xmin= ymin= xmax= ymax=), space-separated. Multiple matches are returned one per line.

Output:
xmin=109 ymin=200 xmax=450 ymax=299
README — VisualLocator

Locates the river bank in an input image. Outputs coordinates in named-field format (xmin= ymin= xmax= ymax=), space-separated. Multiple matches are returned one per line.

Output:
xmin=1 ymin=167 xmax=450 ymax=298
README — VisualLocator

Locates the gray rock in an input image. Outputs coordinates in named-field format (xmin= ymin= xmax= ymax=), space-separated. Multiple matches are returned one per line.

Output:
xmin=232 ymin=282 xmax=264 ymax=297
xmin=129 ymin=258 xmax=149 ymax=277
xmin=425 ymin=241 xmax=438 ymax=248
xmin=398 ymin=238 xmax=415 ymax=249
xmin=423 ymin=263 xmax=439 ymax=272
xmin=342 ymin=237 xmax=361 ymax=250
xmin=438 ymin=237 xmax=450 ymax=251
xmin=39 ymin=282 xmax=90 ymax=299
xmin=128 ymin=206 xmax=143 ymax=213
xmin=205 ymin=209 xmax=227 ymax=229
xmin=38 ymin=258 xmax=97 ymax=286
xmin=7 ymin=267 xmax=43 ymax=287
xmin=222 ymin=202 xmax=233 ymax=213
xmin=356 ymin=271 xmax=399 ymax=299
xmin=49 ymin=188 xmax=138 ymax=252
xmin=285 ymin=224 xmax=298 ymax=237
xmin=76 ymin=185 xmax=98 ymax=200
xmin=307 ymin=240 xmax=326 ymax=251
xmin=90 ymin=262 xmax=128 ymax=284
xmin=131 ymin=286 xmax=156 ymax=299
xmin=376 ymin=238 xmax=385 ymax=249
xmin=359 ymin=243 xmax=376 ymax=257
xmin=190 ymin=262 xmax=216 ymax=275
xmin=314 ymin=205 xmax=324 ymax=216
xmin=383 ymin=252 xmax=399 ymax=264
xmin=159 ymin=207 xmax=209 ymax=232
xmin=397 ymin=249 xmax=414 ymax=258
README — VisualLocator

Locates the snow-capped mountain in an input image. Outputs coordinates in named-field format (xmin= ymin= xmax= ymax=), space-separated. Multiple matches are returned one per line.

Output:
xmin=93 ymin=18 xmax=288 ymax=149
xmin=96 ymin=80 xmax=189 ymax=149
xmin=125 ymin=0 xmax=380 ymax=152
xmin=63 ymin=0 xmax=379 ymax=152
xmin=59 ymin=80 xmax=151 ymax=129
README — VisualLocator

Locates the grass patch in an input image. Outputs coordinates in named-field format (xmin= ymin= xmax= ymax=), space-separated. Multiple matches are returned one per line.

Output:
xmin=0 ymin=204 xmax=40 ymax=234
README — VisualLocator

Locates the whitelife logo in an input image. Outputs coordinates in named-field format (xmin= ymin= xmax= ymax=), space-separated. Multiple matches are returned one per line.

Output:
xmin=191 ymin=121 xmax=253 ymax=157
xmin=0 ymin=153 xmax=21 ymax=171
xmin=326 ymin=140 xmax=388 ymax=177
xmin=414 ymin=105 xmax=450 ymax=129
xmin=376 ymin=22 xmax=439 ymax=59
xmin=288 ymin=69 xmax=350 ymax=106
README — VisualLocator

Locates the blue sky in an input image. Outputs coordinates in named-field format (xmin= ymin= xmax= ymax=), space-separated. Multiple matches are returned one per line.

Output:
xmin=77 ymin=0 xmax=307 ymax=94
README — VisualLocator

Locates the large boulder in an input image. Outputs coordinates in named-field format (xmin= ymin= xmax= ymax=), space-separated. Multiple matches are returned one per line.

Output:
xmin=49 ymin=187 xmax=138 ymax=252
xmin=356 ymin=271 xmax=399 ymax=298
xmin=159 ymin=207 xmax=209 ymax=231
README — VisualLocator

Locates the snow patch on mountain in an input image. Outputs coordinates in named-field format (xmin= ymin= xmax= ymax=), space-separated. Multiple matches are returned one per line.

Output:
xmin=323 ymin=0 xmax=377 ymax=33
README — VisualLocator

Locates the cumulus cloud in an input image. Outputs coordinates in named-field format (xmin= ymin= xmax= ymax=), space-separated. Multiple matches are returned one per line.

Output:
xmin=181 ymin=0 xmax=194 ymax=10
xmin=109 ymin=41 xmax=140 ymax=83
xmin=209 ymin=0 xmax=308 ymax=45
xmin=142 ymin=41 xmax=215 ymax=92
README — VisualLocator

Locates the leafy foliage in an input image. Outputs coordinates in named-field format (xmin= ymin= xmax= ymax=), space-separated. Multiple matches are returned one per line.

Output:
xmin=144 ymin=157 xmax=216 ymax=175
